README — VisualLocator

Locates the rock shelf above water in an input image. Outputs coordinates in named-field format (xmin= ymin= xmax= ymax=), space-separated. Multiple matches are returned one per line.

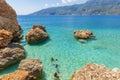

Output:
xmin=19 ymin=58 xmax=43 ymax=80
xmin=26 ymin=25 xmax=49 ymax=44
xmin=0 ymin=43 xmax=25 ymax=70
xmin=71 ymin=63 xmax=120 ymax=80
xmin=74 ymin=30 xmax=95 ymax=39
xmin=0 ymin=58 xmax=43 ymax=80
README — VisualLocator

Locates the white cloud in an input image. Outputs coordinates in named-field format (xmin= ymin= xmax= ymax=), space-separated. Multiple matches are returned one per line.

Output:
xmin=44 ymin=3 xmax=49 ymax=7
xmin=61 ymin=0 xmax=77 ymax=3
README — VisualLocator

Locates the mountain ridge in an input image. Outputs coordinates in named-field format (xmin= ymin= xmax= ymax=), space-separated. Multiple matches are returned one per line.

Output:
xmin=30 ymin=0 xmax=120 ymax=15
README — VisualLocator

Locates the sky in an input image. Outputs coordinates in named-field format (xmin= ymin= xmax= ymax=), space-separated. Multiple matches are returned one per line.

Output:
xmin=6 ymin=0 xmax=88 ymax=15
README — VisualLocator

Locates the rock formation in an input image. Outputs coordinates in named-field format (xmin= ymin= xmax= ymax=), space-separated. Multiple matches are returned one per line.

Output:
xmin=19 ymin=58 xmax=43 ymax=80
xmin=32 ymin=25 xmax=46 ymax=32
xmin=71 ymin=63 xmax=120 ymax=80
xmin=0 ymin=70 xmax=29 ymax=80
xmin=0 ymin=58 xmax=43 ymax=80
xmin=26 ymin=25 xmax=49 ymax=44
xmin=74 ymin=30 xmax=95 ymax=39
xmin=0 ymin=43 xmax=25 ymax=70
xmin=0 ymin=0 xmax=23 ymax=41
xmin=0 ymin=29 xmax=13 ymax=48
xmin=0 ymin=0 xmax=25 ymax=70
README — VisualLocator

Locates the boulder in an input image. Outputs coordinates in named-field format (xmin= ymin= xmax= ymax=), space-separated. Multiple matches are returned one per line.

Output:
xmin=26 ymin=26 xmax=49 ymax=44
xmin=0 ymin=0 xmax=23 ymax=41
xmin=0 ymin=43 xmax=26 ymax=70
xmin=0 ymin=29 xmax=13 ymax=48
xmin=0 ymin=70 xmax=29 ymax=80
xmin=71 ymin=63 xmax=120 ymax=80
xmin=19 ymin=58 xmax=43 ymax=80
xmin=74 ymin=30 xmax=95 ymax=39
xmin=32 ymin=25 xmax=46 ymax=32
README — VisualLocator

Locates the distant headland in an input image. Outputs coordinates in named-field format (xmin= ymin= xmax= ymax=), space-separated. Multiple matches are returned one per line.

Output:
xmin=30 ymin=0 xmax=120 ymax=15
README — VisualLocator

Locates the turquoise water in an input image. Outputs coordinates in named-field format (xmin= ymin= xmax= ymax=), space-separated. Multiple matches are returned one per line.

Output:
xmin=1 ymin=15 xmax=120 ymax=80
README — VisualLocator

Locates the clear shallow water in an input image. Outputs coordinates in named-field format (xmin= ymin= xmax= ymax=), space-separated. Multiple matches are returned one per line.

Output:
xmin=0 ymin=15 xmax=120 ymax=80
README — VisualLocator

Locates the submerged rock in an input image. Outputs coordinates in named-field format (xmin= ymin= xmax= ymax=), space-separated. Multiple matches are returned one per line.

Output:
xmin=26 ymin=25 xmax=49 ymax=44
xmin=0 ymin=29 xmax=13 ymax=48
xmin=0 ymin=0 xmax=23 ymax=41
xmin=74 ymin=30 xmax=95 ymax=39
xmin=0 ymin=43 xmax=26 ymax=70
xmin=19 ymin=58 xmax=43 ymax=80
xmin=71 ymin=63 xmax=120 ymax=80
xmin=0 ymin=70 xmax=29 ymax=80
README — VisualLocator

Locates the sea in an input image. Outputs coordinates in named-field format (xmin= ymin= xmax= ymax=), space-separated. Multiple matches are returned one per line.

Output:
xmin=0 ymin=15 xmax=120 ymax=80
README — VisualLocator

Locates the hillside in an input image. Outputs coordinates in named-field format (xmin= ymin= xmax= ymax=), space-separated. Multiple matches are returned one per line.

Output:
xmin=30 ymin=0 xmax=120 ymax=15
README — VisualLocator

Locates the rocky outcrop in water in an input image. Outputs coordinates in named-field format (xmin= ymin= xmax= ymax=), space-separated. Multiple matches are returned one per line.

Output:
xmin=0 ymin=29 xmax=13 ymax=48
xmin=0 ymin=0 xmax=23 ymax=41
xmin=0 ymin=0 xmax=25 ymax=70
xmin=71 ymin=63 xmax=120 ymax=80
xmin=74 ymin=30 xmax=95 ymax=39
xmin=0 ymin=43 xmax=25 ymax=70
xmin=19 ymin=58 xmax=43 ymax=80
xmin=26 ymin=25 xmax=49 ymax=44
xmin=0 ymin=58 xmax=43 ymax=80
xmin=0 ymin=70 xmax=29 ymax=80
xmin=32 ymin=25 xmax=46 ymax=32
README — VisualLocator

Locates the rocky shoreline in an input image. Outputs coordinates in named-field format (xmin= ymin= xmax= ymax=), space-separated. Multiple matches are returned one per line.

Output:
xmin=71 ymin=63 xmax=120 ymax=80
xmin=0 ymin=58 xmax=43 ymax=80
xmin=0 ymin=0 xmax=25 ymax=70
xmin=0 ymin=0 xmax=120 ymax=80
xmin=0 ymin=0 xmax=45 ymax=80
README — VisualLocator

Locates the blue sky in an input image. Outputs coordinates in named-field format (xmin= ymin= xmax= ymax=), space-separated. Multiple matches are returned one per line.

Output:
xmin=6 ymin=0 xmax=88 ymax=15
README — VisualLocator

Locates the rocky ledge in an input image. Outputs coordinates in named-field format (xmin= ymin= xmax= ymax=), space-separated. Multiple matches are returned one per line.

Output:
xmin=0 ymin=58 xmax=43 ymax=80
xmin=74 ymin=30 xmax=95 ymax=39
xmin=0 ymin=0 xmax=25 ymax=70
xmin=0 ymin=29 xmax=13 ymax=48
xmin=26 ymin=25 xmax=49 ymax=44
xmin=0 ymin=0 xmax=23 ymax=41
xmin=0 ymin=70 xmax=29 ymax=80
xmin=0 ymin=43 xmax=25 ymax=70
xmin=71 ymin=63 xmax=120 ymax=80
xmin=19 ymin=58 xmax=43 ymax=80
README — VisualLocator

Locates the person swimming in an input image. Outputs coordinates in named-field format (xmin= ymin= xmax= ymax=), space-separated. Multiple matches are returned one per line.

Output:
xmin=51 ymin=57 xmax=54 ymax=62
xmin=55 ymin=64 xmax=58 ymax=68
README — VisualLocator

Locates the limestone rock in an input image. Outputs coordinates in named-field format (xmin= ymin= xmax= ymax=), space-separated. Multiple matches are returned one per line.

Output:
xmin=32 ymin=25 xmax=46 ymax=32
xmin=74 ymin=30 xmax=95 ymax=39
xmin=0 ymin=70 xmax=29 ymax=80
xmin=0 ymin=43 xmax=25 ymax=70
xmin=26 ymin=26 xmax=49 ymax=44
xmin=19 ymin=58 xmax=43 ymax=80
xmin=71 ymin=63 xmax=120 ymax=80
xmin=0 ymin=29 xmax=13 ymax=48
xmin=0 ymin=0 xmax=23 ymax=41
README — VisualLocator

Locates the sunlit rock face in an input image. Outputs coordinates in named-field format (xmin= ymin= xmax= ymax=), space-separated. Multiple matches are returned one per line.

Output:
xmin=19 ymin=58 xmax=43 ymax=80
xmin=0 ymin=70 xmax=29 ymax=80
xmin=74 ymin=30 xmax=95 ymax=39
xmin=0 ymin=29 xmax=13 ymax=48
xmin=26 ymin=25 xmax=49 ymax=44
xmin=0 ymin=43 xmax=26 ymax=70
xmin=71 ymin=63 xmax=120 ymax=80
xmin=0 ymin=0 xmax=23 ymax=41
